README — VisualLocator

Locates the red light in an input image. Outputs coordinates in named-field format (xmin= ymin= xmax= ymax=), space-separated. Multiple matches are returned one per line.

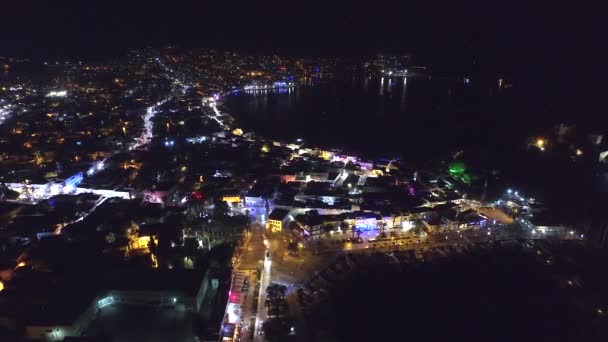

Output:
xmin=191 ymin=191 xmax=203 ymax=200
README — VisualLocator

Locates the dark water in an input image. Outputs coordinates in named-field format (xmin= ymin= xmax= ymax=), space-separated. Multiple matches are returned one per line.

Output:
xmin=223 ymin=75 xmax=527 ymax=162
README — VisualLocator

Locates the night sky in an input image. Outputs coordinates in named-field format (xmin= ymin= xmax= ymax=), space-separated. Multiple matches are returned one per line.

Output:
xmin=0 ymin=1 xmax=602 ymax=60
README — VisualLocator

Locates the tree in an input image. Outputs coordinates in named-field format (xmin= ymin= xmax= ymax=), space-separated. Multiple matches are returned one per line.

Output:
xmin=0 ymin=184 xmax=19 ymax=200
xmin=266 ymin=283 xmax=287 ymax=300
xmin=287 ymin=241 xmax=298 ymax=253
xmin=105 ymin=232 xmax=116 ymax=244
xmin=213 ymin=198 xmax=229 ymax=217
xmin=262 ymin=319 xmax=290 ymax=342
xmin=148 ymin=236 xmax=157 ymax=255
xmin=378 ymin=221 xmax=387 ymax=234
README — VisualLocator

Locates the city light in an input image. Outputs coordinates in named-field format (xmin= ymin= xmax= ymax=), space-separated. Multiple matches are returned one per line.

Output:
xmin=535 ymin=138 xmax=545 ymax=151
xmin=0 ymin=47 xmax=598 ymax=341
xmin=46 ymin=90 xmax=68 ymax=97
xmin=402 ymin=221 xmax=414 ymax=232
xmin=97 ymin=296 xmax=114 ymax=308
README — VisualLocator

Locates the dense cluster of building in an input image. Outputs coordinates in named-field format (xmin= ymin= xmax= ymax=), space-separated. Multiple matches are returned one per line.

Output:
xmin=0 ymin=48 xmax=339 ymax=341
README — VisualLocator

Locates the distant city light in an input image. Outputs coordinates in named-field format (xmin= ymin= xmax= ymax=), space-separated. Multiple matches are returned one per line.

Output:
xmin=46 ymin=90 xmax=67 ymax=98
xmin=97 ymin=296 xmax=114 ymax=308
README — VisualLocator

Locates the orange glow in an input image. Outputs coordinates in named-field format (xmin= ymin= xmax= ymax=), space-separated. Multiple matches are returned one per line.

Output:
xmin=319 ymin=150 xmax=333 ymax=160
xmin=0 ymin=281 xmax=4 ymax=292
xmin=536 ymin=138 xmax=545 ymax=147
xmin=16 ymin=261 xmax=26 ymax=268
xmin=222 ymin=196 xmax=241 ymax=203
xmin=151 ymin=254 xmax=158 ymax=268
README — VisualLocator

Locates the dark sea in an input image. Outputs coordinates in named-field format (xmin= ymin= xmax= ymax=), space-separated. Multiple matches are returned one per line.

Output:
xmin=223 ymin=74 xmax=521 ymax=160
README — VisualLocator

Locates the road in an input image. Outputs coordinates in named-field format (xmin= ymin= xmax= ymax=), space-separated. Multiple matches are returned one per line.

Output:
xmin=249 ymin=228 xmax=328 ymax=342
xmin=253 ymin=249 xmax=272 ymax=342
xmin=54 ymin=195 xmax=109 ymax=234
xmin=231 ymin=220 xmax=321 ymax=342
xmin=227 ymin=222 xmax=266 ymax=341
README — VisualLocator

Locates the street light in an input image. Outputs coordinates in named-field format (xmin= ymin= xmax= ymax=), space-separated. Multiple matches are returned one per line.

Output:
xmin=536 ymin=138 xmax=545 ymax=148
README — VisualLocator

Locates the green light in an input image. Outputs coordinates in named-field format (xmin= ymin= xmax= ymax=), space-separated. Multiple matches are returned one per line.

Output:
xmin=448 ymin=162 xmax=466 ymax=175
xmin=448 ymin=162 xmax=471 ymax=184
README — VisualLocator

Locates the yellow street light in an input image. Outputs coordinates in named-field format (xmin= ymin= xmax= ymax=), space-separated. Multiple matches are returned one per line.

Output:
xmin=536 ymin=138 xmax=545 ymax=148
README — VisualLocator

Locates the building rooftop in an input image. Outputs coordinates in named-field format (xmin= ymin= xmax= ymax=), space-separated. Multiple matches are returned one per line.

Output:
xmin=268 ymin=208 xmax=290 ymax=221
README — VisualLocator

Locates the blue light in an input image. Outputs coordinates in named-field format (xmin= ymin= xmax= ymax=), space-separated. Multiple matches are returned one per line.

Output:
xmin=65 ymin=172 xmax=84 ymax=187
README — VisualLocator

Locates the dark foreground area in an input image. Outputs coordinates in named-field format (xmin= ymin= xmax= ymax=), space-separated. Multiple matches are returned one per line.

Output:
xmin=316 ymin=244 xmax=608 ymax=342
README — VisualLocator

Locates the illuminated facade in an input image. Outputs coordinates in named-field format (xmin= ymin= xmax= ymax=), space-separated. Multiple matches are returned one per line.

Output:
xmin=266 ymin=209 xmax=290 ymax=232
xmin=222 ymin=195 xmax=242 ymax=204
